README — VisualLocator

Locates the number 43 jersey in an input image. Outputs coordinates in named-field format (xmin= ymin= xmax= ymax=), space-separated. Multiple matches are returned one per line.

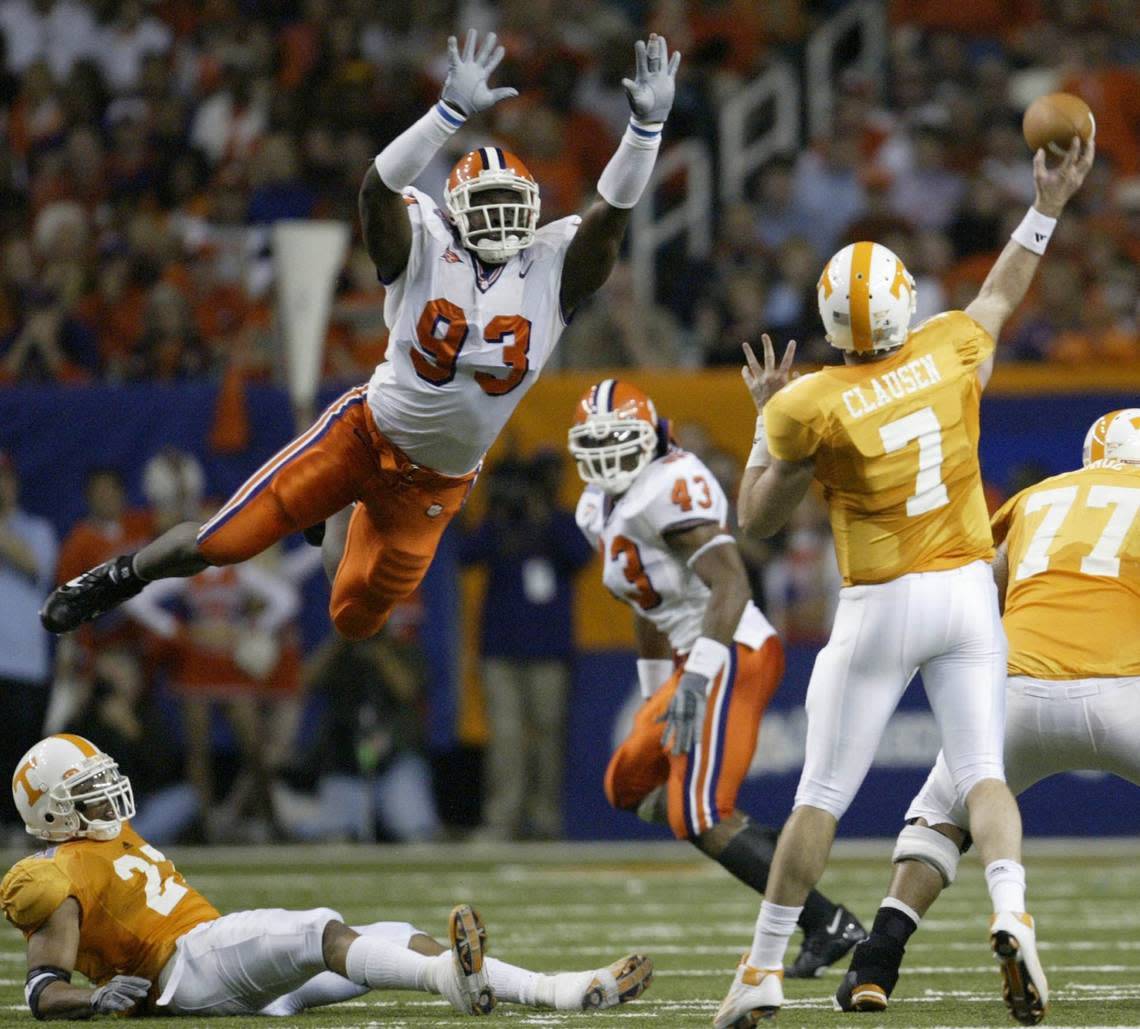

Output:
xmin=368 ymin=186 xmax=581 ymax=477
xmin=576 ymin=450 xmax=729 ymax=654
xmin=0 ymin=824 xmax=219 ymax=986
xmin=764 ymin=310 xmax=997 ymax=586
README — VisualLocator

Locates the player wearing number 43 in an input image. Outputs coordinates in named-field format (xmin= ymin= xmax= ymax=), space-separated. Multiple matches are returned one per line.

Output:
xmin=714 ymin=135 xmax=1094 ymax=1028
xmin=568 ymin=380 xmax=866 ymax=980
xmin=838 ymin=409 xmax=1140 ymax=1022
xmin=2 ymin=734 xmax=653 ymax=1020
xmin=39 ymin=30 xmax=681 ymax=642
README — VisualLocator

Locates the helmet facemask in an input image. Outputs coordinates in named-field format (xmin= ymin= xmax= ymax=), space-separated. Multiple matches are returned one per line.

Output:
xmin=446 ymin=178 xmax=540 ymax=264
xmin=39 ymin=755 xmax=135 ymax=842
xmin=568 ymin=414 xmax=658 ymax=495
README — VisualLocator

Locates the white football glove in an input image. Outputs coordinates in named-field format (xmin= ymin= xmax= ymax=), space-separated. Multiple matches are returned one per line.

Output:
xmin=441 ymin=29 xmax=518 ymax=117
xmin=659 ymin=670 xmax=707 ymax=756
xmin=622 ymin=33 xmax=681 ymax=123
xmin=90 ymin=975 xmax=151 ymax=1014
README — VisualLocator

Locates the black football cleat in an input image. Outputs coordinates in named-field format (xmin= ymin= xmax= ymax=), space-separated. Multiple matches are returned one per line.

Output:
xmin=40 ymin=555 xmax=146 ymax=633
xmin=832 ymin=936 xmax=903 ymax=1012
xmin=787 ymin=905 xmax=868 ymax=978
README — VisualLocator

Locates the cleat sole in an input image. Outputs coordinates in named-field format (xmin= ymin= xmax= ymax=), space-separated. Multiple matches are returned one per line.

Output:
xmin=992 ymin=931 xmax=1046 ymax=1026
xmin=582 ymin=954 xmax=653 ymax=1010
xmin=850 ymin=983 xmax=888 ymax=1012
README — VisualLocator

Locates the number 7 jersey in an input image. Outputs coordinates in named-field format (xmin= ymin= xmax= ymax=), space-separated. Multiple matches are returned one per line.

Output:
xmin=0 ymin=825 xmax=219 ymax=987
xmin=764 ymin=310 xmax=996 ymax=585
xmin=368 ymin=185 xmax=581 ymax=477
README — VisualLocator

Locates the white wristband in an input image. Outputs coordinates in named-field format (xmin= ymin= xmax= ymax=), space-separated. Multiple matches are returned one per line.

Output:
xmin=1010 ymin=206 xmax=1057 ymax=256
xmin=637 ymin=658 xmax=675 ymax=699
xmin=683 ymin=636 xmax=730 ymax=684
xmin=597 ymin=117 xmax=663 ymax=209
xmin=746 ymin=415 xmax=770 ymax=469
xmin=374 ymin=102 xmax=466 ymax=193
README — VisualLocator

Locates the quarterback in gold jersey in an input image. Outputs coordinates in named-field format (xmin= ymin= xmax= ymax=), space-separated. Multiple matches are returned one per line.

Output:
xmin=714 ymin=134 xmax=1094 ymax=1029
xmin=836 ymin=409 xmax=1140 ymax=1018
xmin=2 ymin=735 xmax=653 ymax=1020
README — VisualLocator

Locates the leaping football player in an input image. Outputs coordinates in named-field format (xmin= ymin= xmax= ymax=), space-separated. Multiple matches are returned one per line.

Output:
xmin=2 ymin=734 xmax=653 ymax=1020
xmin=568 ymin=381 xmax=866 ymax=979
xmin=837 ymin=409 xmax=1140 ymax=1021
xmin=714 ymin=133 xmax=1093 ymax=1029
xmin=40 ymin=30 xmax=681 ymax=644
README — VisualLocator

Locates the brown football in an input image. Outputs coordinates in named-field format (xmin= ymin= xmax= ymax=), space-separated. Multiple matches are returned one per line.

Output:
xmin=1022 ymin=92 xmax=1095 ymax=157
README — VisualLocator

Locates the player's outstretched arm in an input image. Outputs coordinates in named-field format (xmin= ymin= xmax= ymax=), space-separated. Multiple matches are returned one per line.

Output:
xmin=24 ymin=898 xmax=152 ymax=1019
xmin=737 ymin=337 xmax=815 ymax=538
xmin=560 ymin=34 xmax=681 ymax=315
xmin=362 ymin=29 xmax=518 ymax=282
xmin=966 ymin=135 xmax=1094 ymax=388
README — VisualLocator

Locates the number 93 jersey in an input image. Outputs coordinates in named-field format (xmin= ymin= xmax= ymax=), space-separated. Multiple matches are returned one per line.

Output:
xmin=368 ymin=186 xmax=581 ymax=477
xmin=0 ymin=825 xmax=219 ymax=987
xmin=992 ymin=460 xmax=1140 ymax=679
xmin=576 ymin=450 xmax=728 ymax=654
xmin=764 ymin=310 xmax=996 ymax=585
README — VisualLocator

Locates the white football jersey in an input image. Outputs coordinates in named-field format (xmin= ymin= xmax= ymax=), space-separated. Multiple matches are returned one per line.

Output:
xmin=576 ymin=450 xmax=734 ymax=653
xmin=367 ymin=186 xmax=581 ymax=476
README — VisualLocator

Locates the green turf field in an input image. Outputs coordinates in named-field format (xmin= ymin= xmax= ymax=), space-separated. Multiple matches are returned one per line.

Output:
xmin=0 ymin=840 xmax=1136 ymax=1028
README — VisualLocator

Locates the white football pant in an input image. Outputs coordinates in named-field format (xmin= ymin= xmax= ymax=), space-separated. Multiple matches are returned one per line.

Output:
xmin=907 ymin=673 xmax=1140 ymax=829
xmin=156 ymin=907 xmax=341 ymax=1015
xmin=795 ymin=560 xmax=1008 ymax=819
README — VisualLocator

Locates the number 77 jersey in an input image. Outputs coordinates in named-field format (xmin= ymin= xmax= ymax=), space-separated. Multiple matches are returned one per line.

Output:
xmin=991 ymin=460 xmax=1140 ymax=679
xmin=764 ymin=310 xmax=997 ymax=585
xmin=0 ymin=825 xmax=219 ymax=988
xmin=367 ymin=185 xmax=582 ymax=477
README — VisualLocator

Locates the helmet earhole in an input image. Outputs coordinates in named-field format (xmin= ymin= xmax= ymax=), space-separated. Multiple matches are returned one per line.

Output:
xmin=44 ymin=813 xmax=54 ymax=822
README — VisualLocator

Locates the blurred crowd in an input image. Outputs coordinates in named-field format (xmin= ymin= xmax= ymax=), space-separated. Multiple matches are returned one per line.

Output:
xmin=1 ymin=0 xmax=1138 ymax=387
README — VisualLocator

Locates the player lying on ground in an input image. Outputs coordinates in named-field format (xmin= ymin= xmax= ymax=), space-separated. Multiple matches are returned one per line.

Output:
xmin=713 ymin=133 xmax=1094 ymax=1029
xmin=568 ymin=380 xmax=865 ymax=978
xmin=40 ymin=30 xmax=681 ymax=643
xmin=837 ymin=408 xmax=1140 ymax=1022
xmin=2 ymin=734 xmax=652 ymax=1020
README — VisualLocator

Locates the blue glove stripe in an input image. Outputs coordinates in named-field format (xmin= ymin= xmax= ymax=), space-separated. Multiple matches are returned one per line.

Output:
xmin=629 ymin=121 xmax=662 ymax=140
xmin=435 ymin=101 xmax=465 ymax=128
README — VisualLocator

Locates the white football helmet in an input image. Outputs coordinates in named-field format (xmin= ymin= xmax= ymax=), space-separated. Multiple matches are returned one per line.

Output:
xmin=445 ymin=147 xmax=540 ymax=264
xmin=568 ymin=379 xmax=660 ymax=495
xmin=818 ymin=241 xmax=916 ymax=354
xmin=1083 ymin=408 xmax=1140 ymax=466
xmin=12 ymin=734 xmax=135 ymax=842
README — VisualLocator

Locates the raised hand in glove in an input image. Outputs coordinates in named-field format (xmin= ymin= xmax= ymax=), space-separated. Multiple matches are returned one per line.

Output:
xmin=91 ymin=975 xmax=151 ymax=1014
xmin=659 ymin=670 xmax=708 ymax=756
xmin=441 ymin=29 xmax=518 ymax=117
xmin=622 ymin=33 xmax=681 ymax=124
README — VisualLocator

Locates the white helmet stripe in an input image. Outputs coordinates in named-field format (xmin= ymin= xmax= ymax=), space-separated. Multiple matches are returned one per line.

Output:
xmin=597 ymin=379 xmax=616 ymax=413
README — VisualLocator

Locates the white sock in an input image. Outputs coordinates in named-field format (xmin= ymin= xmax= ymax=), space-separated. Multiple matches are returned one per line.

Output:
xmin=748 ymin=901 xmax=802 ymax=970
xmin=985 ymin=859 xmax=1027 ymax=913
xmin=484 ymin=957 xmax=542 ymax=1006
xmin=345 ymin=935 xmax=433 ymax=992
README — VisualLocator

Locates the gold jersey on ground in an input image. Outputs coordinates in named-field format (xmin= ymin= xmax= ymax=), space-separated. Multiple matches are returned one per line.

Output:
xmin=992 ymin=460 xmax=1140 ymax=679
xmin=765 ymin=311 xmax=995 ymax=585
xmin=0 ymin=823 xmax=219 ymax=992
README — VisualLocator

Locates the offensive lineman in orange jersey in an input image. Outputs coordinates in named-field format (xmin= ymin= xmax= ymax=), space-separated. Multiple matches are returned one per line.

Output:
xmin=714 ymin=134 xmax=1094 ymax=1029
xmin=39 ymin=31 xmax=682 ymax=641
xmin=568 ymin=381 xmax=866 ymax=979
xmin=3 ymin=734 xmax=654 ymax=1020
xmin=836 ymin=409 xmax=1140 ymax=1019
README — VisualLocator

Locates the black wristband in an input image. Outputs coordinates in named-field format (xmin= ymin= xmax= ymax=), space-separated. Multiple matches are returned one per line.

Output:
xmin=26 ymin=966 xmax=72 ymax=1021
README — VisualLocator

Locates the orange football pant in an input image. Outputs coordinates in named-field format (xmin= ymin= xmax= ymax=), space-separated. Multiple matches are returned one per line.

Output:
xmin=196 ymin=386 xmax=476 ymax=640
xmin=604 ymin=635 xmax=784 ymax=839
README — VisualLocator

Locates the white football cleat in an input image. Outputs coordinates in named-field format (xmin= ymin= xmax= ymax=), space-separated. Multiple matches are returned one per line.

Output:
xmin=437 ymin=904 xmax=495 ymax=1015
xmin=990 ymin=911 xmax=1048 ymax=1026
xmin=579 ymin=954 xmax=654 ymax=1010
xmin=713 ymin=958 xmax=782 ymax=1028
